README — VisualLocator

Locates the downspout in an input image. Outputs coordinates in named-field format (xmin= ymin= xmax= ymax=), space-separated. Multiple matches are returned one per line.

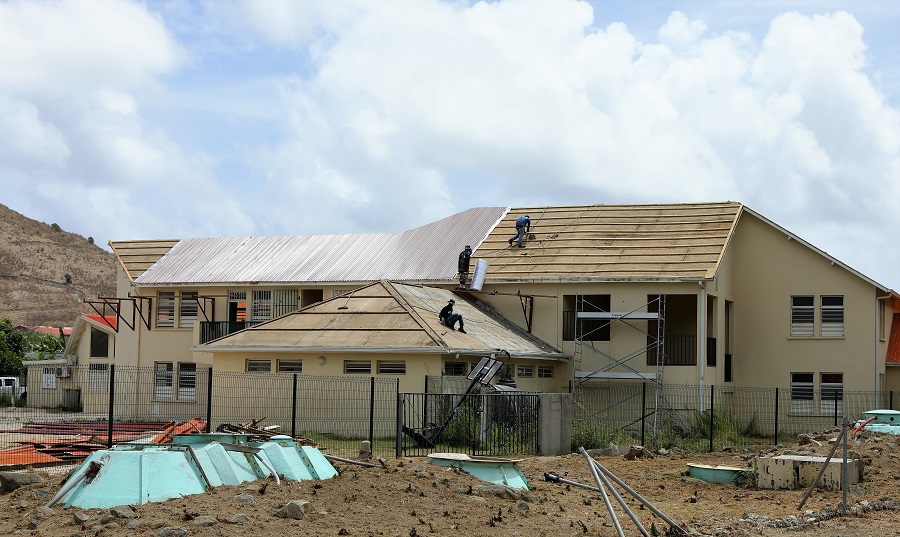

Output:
xmin=876 ymin=292 xmax=892 ymax=395
xmin=699 ymin=281 xmax=707 ymax=411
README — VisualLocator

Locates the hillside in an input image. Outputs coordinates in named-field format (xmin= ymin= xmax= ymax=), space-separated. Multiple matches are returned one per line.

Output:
xmin=0 ymin=203 xmax=117 ymax=328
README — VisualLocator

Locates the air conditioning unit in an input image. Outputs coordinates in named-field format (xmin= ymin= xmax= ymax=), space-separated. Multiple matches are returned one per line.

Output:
xmin=55 ymin=367 xmax=71 ymax=378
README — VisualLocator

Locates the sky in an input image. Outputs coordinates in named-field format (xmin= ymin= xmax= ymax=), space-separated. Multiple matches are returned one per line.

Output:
xmin=1 ymin=0 xmax=898 ymax=288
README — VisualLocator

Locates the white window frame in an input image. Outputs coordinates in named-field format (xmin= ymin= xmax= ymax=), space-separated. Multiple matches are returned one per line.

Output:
xmin=252 ymin=290 xmax=272 ymax=322
xmin=41 ymin=367 xmax=57 ymax=389
xmin=278 ymin=359 xmax=303 ymax=373
xmin=819 ymin=372 xmax=843 ymax=414
xmin=155 ymin=362 xmax=174 ymax=399
xmin=820 ymin=296 xmax=844 ymax=337
xmin=89 ymin=327 xmax=109 ymax=358
xmin=157 ymin=292 xmax=175 ymax=329
xmin=179 ymin=291 xmax=199 ymax=329
xmin=444 ymin=362 xmax=468 ymax=376
xmin=377 ymin=360 xmax=406 ymax=375
xmin=247 ymin=360 xmax=272 ymax=372
xmin=88 ymin=363 xmax=109 ymax=393
xmin=516 ymin=365 xmax=534 ymax=378
xmin=344 ymin=360 xmax=372 ymax=374
xmin=537 ymin=366 xmax=554 ymax=378
xmin=790 ymin=372 xmax=814 ymax=414
xmin=178 ymin=363 xmax=197 ymax=401
xmin=331 ymin=289 xmax=354 ymax=298
xmin=790 ymin=296 xmax=814 ymax=337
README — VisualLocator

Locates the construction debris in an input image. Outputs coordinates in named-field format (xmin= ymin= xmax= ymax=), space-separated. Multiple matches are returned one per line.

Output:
xmin=215 ymin=418 xmax=317 ymax=445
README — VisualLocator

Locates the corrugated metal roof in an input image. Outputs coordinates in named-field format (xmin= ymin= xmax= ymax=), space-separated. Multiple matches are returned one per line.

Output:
xmin=196 ymin=280 xmax=564 ymax=360
xmin=109 ymin=240 xmax=181 ymax=281
xmin=477 ymin=202 xmax=742 ymax=281
xmin=136 ymin=207 xmax=507 ymax=285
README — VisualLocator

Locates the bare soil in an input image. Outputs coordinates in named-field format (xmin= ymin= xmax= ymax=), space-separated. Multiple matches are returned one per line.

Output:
xmin=2 ymin=428 xmax=900 ymax=536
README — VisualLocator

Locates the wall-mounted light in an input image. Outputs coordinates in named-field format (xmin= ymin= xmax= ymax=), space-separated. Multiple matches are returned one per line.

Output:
xmin=318 ymin=356 xmax=326 ymax=366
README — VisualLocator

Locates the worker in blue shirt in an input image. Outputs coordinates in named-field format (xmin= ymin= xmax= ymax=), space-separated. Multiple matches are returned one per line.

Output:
xmin=508 ymin=215 xmax=531 ymax=247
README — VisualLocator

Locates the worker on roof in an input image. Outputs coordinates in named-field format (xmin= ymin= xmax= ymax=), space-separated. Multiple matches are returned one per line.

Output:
xmin=458 ymin=245 xmax=472 ymax=289
xmin=508 ymin=215 xmax=531 ymax=248
xmin=439 ymin=299 xmax=466 ymax=334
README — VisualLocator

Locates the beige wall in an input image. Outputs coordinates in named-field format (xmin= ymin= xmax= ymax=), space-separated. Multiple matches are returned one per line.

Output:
xmin=729 ymin=213 xmax=881 ymax=392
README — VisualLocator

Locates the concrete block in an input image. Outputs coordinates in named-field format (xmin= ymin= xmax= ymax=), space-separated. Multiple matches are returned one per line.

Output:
xmin=754 ymin=455 xmax=861 ymax=490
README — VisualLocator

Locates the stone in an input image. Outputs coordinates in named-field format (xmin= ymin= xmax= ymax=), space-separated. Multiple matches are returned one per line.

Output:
xmin=126 ymin=520 xmax=141 ymax=529
xmin=111 ymin=505 xmax=136 ymax=518
xmin=158 ymin=527 xmax=189 ymax=537
xmin=228 ymin=514 xmax=251 ymax=524
xmin=476 ymin=484 xmax=524 ymax=500
xmin=0 ymin=472 xmax=42 ymax=492
xmin=234 ymin=493 xmax=255 ymax=504
xmin=73 ymin=511 xmax=92 ymax=524
xmin=192 ymin=515 xmax=218 ymax=527
xmin=275 ymin=499 xmax=310 ymax=519
xmin=33 ymin=505 xmax=55 ymax=519
xmin=32 ymin=489 xmax=50 ymax=500
xmin=467 ymin=495 xmax=487 ymax=503
xmin=358 ymin=440 xmax=372 ymax=460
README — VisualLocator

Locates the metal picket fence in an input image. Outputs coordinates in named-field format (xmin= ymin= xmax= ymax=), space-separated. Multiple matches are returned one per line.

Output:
xmin=571 ymin=380 xmax=892 ymax=452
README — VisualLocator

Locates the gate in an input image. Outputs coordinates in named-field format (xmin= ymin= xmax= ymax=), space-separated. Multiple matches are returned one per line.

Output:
xmin=398 ymin=392 xmax=540 ymax=457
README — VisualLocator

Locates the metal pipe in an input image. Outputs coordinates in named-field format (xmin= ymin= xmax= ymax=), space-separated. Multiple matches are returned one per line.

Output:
xmin=579 ymin=447 xmax=624 ymax=537
xmin=698 ymin=281 xmax=707 ymax=410
xmin=798 ymin=426 xmax=846 ymax=510
xmin=591 ymin=457 xmax=686 ymax=534
xmin=323 ymin=454 xmax=378 ymax=468
xmin=253 ymin=453 xmax=281 ymax=485
xmin=45 ymin=467 xmax=89 ymax=508
xmin=842 ymin=417 xmax=848 ymax=512
xmin=587 ymin=458 xmax=650 ymax=537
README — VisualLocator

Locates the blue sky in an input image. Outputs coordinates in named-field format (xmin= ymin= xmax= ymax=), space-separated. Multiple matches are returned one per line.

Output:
xmin=1 ymin=0 xmax=898 ymax=288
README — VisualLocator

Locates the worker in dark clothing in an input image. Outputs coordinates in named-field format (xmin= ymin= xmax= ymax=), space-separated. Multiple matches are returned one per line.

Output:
xmin=508 ymin=215 xmax=531 ymax=247
xmin=458 ymin=245 xmax=472 ymax=288
xmin=439 ymin=299 xmax=466 ymax=333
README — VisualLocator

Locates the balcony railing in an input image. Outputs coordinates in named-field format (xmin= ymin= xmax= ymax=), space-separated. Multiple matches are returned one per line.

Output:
xmin=200 ymin=321 xmax=265 ymax=344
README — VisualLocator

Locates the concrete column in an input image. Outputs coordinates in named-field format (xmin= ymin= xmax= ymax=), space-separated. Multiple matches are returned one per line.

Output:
xmin=538 ymin=393 xmax=572 ymax=455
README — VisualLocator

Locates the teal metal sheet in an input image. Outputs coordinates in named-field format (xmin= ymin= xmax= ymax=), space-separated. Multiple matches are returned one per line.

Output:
xmin=428 ymin=453 xmax=529 ymax=489
xmin=687 ymin=463 xmax=750 ymax=485
xmin=56 ymin=434 xmax=338 ymax=509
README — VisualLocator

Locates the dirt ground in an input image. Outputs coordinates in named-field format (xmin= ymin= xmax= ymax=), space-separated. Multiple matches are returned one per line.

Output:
xmin=2 ymin=427 xmax=900 ymax=536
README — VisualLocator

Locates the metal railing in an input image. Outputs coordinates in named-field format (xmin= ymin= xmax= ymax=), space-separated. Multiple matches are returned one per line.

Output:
xmin=199 ymin=321 xmax=265 ymax=343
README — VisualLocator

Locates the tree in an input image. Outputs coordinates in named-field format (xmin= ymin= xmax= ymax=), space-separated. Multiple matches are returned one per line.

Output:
xmin=51 ymin=223 xmax=61 ymax=232
xmin=64 ymin=273 xmax=72 ymax=284
xmin=0 ymin=318 xmax=27 ymax=376
xmin=87 ymin=236 xmax=94 ymax=244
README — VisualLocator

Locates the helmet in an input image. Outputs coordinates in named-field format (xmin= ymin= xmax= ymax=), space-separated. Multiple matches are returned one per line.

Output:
xmin=448 ymin=299 xmax=455 ymax=304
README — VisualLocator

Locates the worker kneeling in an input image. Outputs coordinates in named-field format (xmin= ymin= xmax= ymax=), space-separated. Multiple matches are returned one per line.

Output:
xmin=439 ymin=299 xmax=466 ymax=334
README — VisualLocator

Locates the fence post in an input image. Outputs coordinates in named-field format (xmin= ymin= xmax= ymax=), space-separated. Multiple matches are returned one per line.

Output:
xmin=891 ymin=391 xmax=894 ymax=410
xmin=106 ymin=364 xmax=115 ymax=448
xmin=640 ymin=382 xmax=646 ymax=447
xmin=708 ymin=385 xmax=714 ymax=453
xmin=369 ymin=376 xmax=376 ymax=445
xmin=291 ymin=373 xmax=298 ymax=438
xmin=774 ymin=387 xmax=779 ymax=445
xmin=833 ymin=390 xmax=839 ymax=427
xmin=205 ymin=368 xmax=213 ymax=433
xmin=395 ymin=390 xmax=403 ymax=459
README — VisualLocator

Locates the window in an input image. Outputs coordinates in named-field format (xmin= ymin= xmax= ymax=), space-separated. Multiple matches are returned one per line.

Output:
xmin=178 ymin=363 xmax=196 ymax=401
xmin=86 ymin=363 xmax=108 ymax=393
xmin=790 ymin=372 xmax=814 ymax=413
xmin=252 ymin=290 xmax=272 ymax=322
xmin=820 ymin=296 xmax=844 ymax=337
xmin=247 ymin=360 xmax=272 ymax=372
xmin=563 ymin=295 xmax=612 ymax=341
xmin=278 ymin=359 xmax=303 ymax=372
xmin=157 ymin=292 xmax=175 ymax=328
xmin=879 ymin=301 xmax=886 ymax=341
xmin=820 ymin=373 xmax=843 ymax=414
xmin=179 ymin=291 xmax=198 ymax=328
xmin=155 ymin=363 xmax=174 ymax=399
xmin=517 ymin=365 xmax=534 ymax=378
xmin=273 ymin=289 xmax=300 ymax=318
xmin=332 ymin=289 xmax=354 ymax=298
xmin=41 ymin=367 xmax=57 ymax=389
xmin=537 ymin=366 xmax=554 ymax=378
xmin=90 ymin=327 xmax=109 ymax=358
xmin=229 ymin=291 xmax=247 ymax=322
xmin=444 ymin=362 xmax=468 ymax=376
xmin=377 ymin=360 xmax=406 ymax=374
xmin=344 ymin=360 xmax=372 ymax=374
xmin=791 ymin=296 xmax=814 ymax=337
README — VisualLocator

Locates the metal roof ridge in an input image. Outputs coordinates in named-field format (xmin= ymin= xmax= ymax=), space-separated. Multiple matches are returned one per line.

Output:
xmin=382 ymin=281 xmax=448 ymax=348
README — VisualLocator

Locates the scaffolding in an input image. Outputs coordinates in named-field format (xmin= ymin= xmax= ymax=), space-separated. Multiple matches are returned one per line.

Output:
xmin=574 ymin=294 xmax=677 ymax=432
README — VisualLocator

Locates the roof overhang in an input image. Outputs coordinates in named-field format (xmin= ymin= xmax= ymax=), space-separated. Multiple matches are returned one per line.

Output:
xmin=193 ymin=344 xmax=568 ymax=362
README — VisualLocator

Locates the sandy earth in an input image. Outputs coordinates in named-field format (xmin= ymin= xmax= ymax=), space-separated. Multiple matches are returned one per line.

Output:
xmin=2 ymin=427 xmax=900 ymax=536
